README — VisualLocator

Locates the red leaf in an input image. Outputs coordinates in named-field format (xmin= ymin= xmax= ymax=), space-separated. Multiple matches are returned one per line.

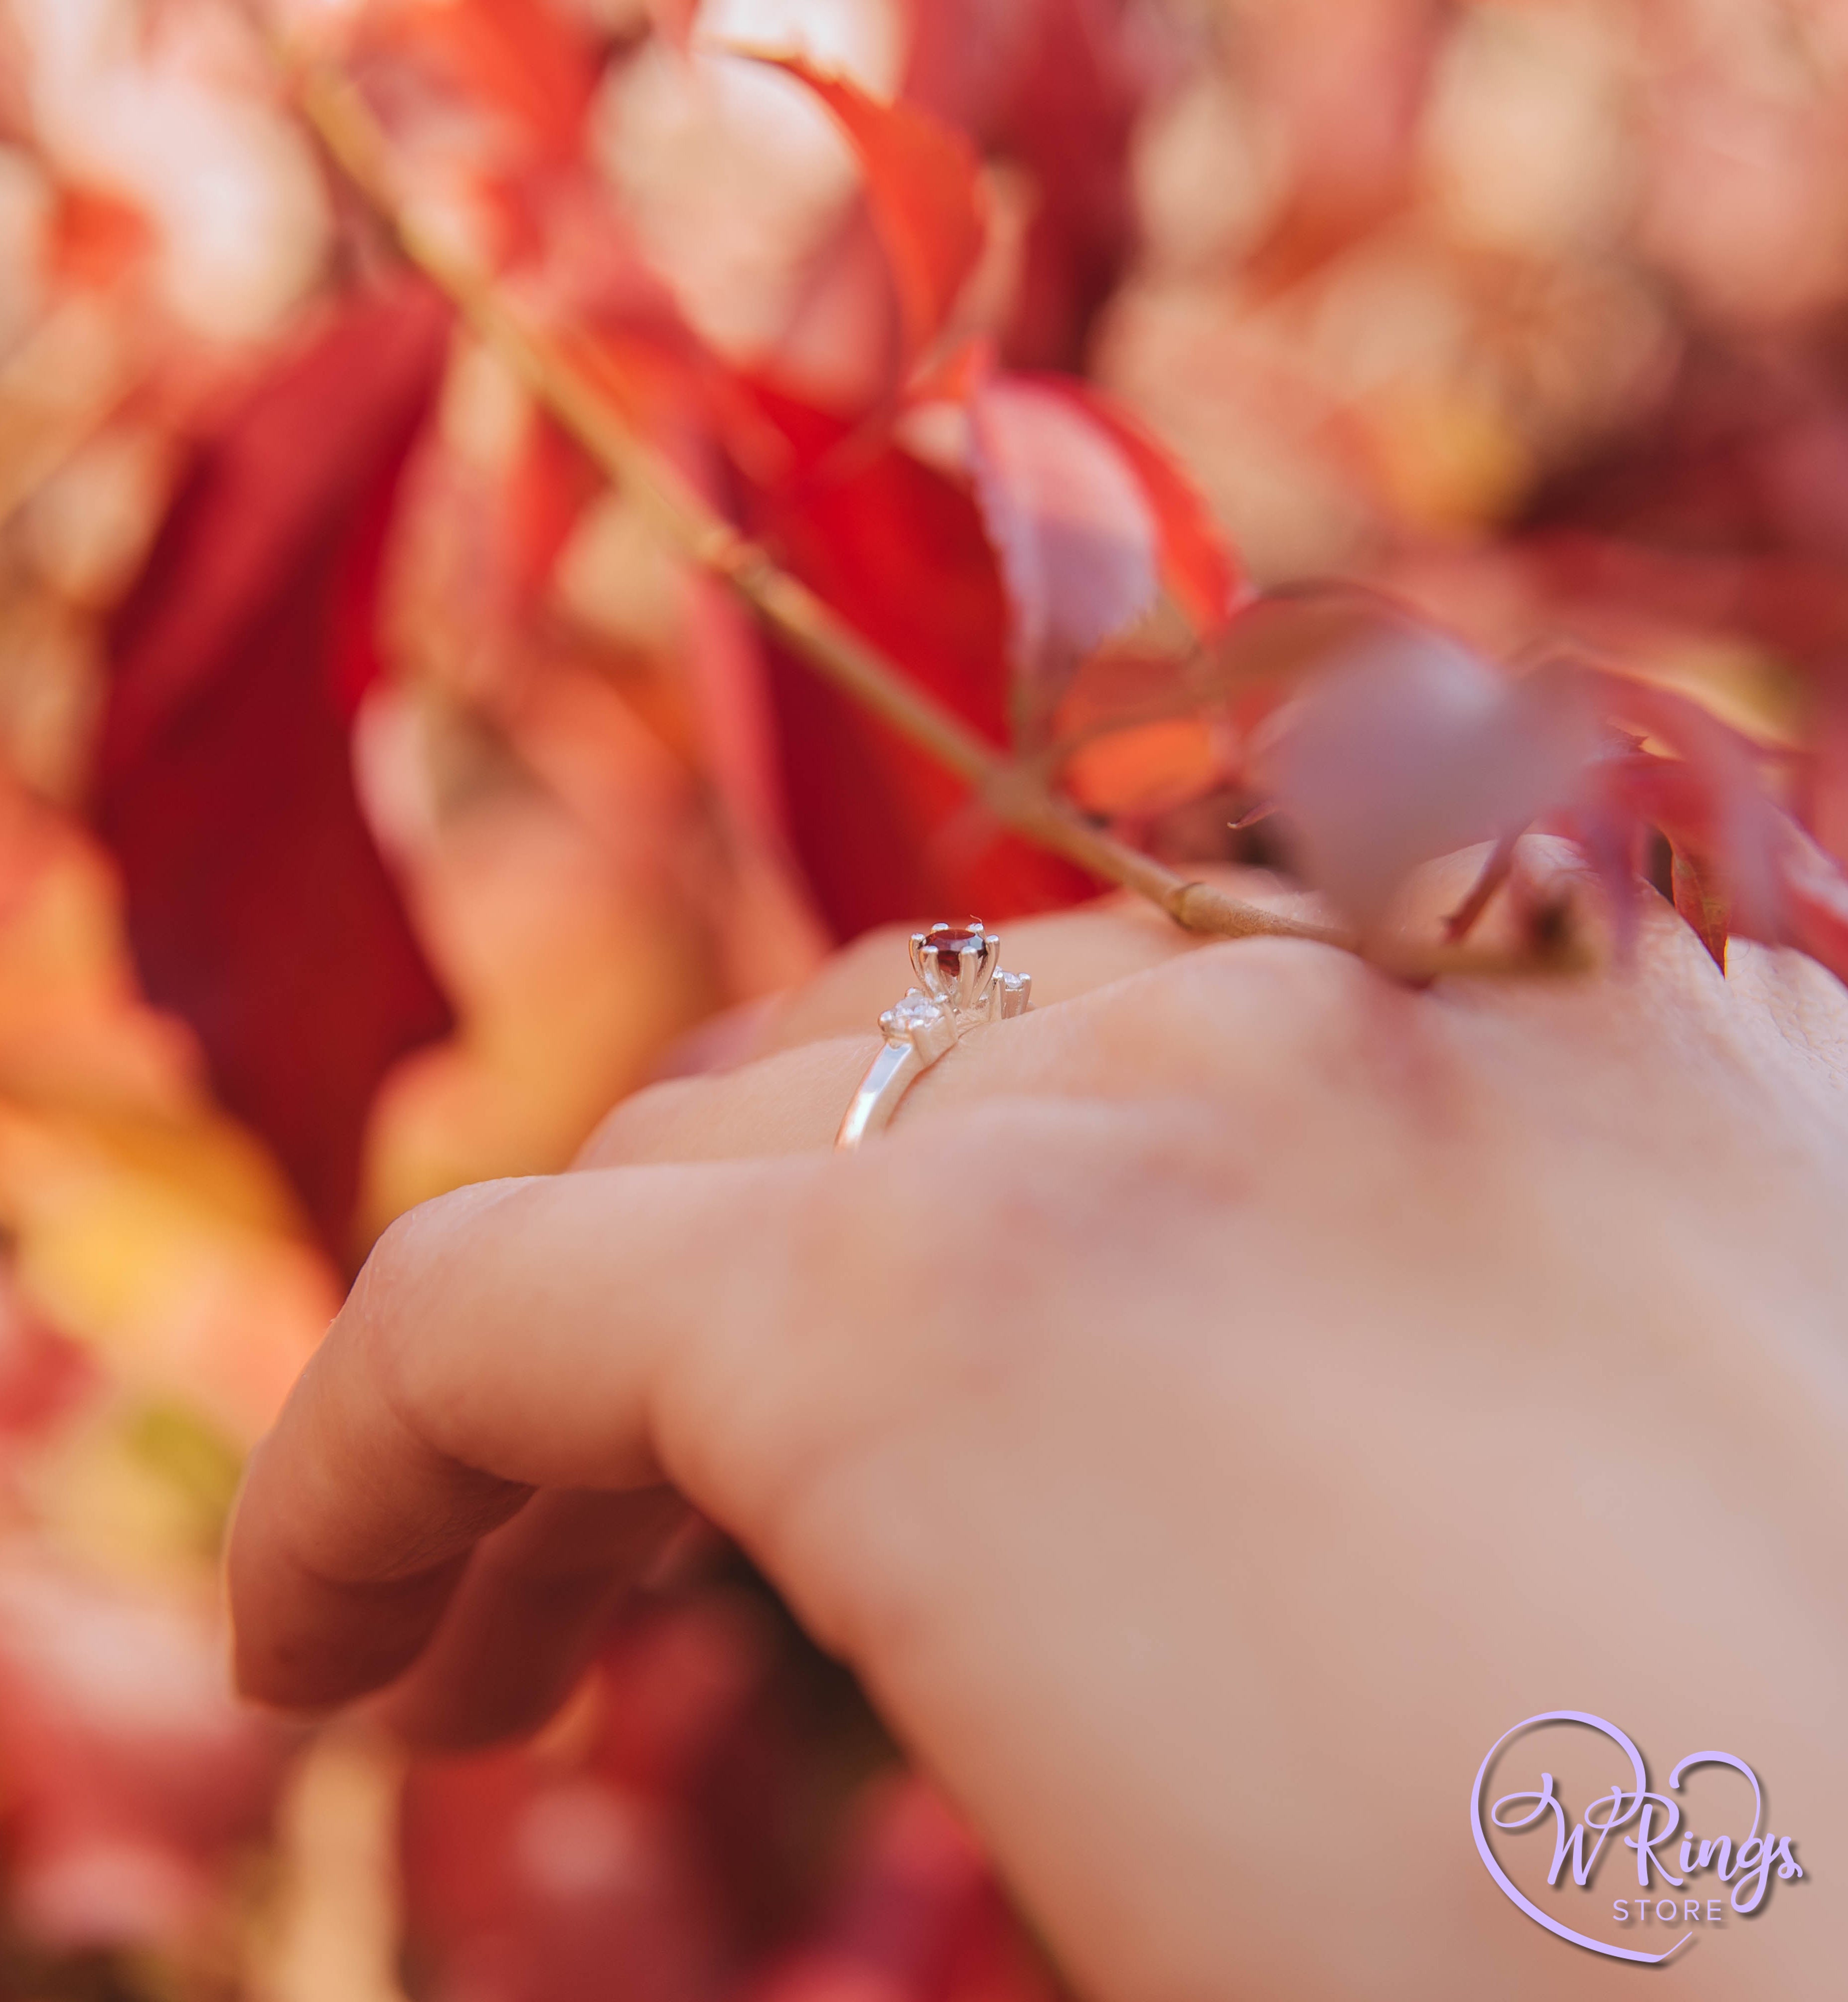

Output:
xmin=1775 ymin=821 xmax=1848 ymax=983
xmin=745 ymin=1777 xmax=1057 ymax=2002
xmin=739 ymin=386 xmax=1095 ymax=936
xmin=1222 ymin=598 xmax=1848 ymax=981
xmin=400 ymin=1591 xmax=842 ymax=2002
xmin=968 ymin=374 xmax=1161 ymax=731
xmin=1589 ymin=740 xmax=1848 ymax=986
xmin=738 ymin=53 xmax=986 ymax=366
xmin=1573 ymin=668 xmax=1789 ymax=940
xmin=97 ymin=286 xmax=455 ymax=1254
xmin=1255 ymin=618 xmax=1595 ymax=930
xmin=1810 ymin=675 xmax=1848 ymax=865
xmin=363 ymin=0 xmax=603 ymax=168
xmin=404 ymin=1756 xmax=721 ymax=2002
xmin=1018 ymin=375 xmax=1246 ymax=640
xmin=903 ymin=0 xmax=1145 ymax=371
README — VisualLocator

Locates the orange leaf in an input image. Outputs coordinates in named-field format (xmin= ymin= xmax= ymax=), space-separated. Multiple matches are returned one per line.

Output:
xmin=49 ymin=184 xmax=153 ymax=290
xmin=739 ymin=52 xmax=986 ymax=364
xmin=1670 ymin=846 xmax=1730 ymax=971
xmin=1064 ymin=718 xmax=1220 ymax=819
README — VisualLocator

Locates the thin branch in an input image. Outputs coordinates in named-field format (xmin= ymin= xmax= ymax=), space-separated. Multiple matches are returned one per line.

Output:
xmin=288 ymin=59 xmax=1572 ymax=980
xmin=290 ymin=62 xmax=1348 ymax=951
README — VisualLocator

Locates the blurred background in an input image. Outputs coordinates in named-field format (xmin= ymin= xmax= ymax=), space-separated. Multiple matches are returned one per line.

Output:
xmin=0 ymin=0 xmax=1845 ymax=1996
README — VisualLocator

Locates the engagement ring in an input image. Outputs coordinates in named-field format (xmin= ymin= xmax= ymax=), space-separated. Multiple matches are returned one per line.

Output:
xmin=834 ymin=922 xmax=1031 ymax=1151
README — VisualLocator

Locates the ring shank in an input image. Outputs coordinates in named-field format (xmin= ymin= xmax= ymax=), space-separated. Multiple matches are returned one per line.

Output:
xmin=835 ymin=1039 xmax=927 ymax=1151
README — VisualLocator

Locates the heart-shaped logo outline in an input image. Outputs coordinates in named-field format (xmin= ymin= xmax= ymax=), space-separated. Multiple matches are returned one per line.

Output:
xmin=1470 ymin=1710 xmax=1758 ymax=1965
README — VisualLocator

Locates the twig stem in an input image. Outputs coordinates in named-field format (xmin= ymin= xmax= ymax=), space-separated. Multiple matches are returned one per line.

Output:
xmin=292 ymin=64 xmax=1351 ymax=951
xmin=293 ymin=61 xmax=1566 ymax=979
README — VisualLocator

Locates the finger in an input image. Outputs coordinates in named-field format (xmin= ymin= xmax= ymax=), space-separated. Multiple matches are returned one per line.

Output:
xmin=629 ymin=874 xmax=1327 ymax=1094
xmin=579 ymin=877 xmax=1311 ymax=1170
xmin=577 ymin=1036 xmax=877 ymax=1166
xmin=580 ymin=854 xmax=1809 ymax=1179
xmin=370 ymin=1485 xmax=688 ymax=1750
xmin=577 ymin=927 xmax=1379 ymax=1169
xmin=586 ymin=850 xmax=1658 ymax=1173
xmin=226 ymin=1159 xmax=824 ymax=1714
xmin=574 ymin=896 xmax=1194 ymax=1167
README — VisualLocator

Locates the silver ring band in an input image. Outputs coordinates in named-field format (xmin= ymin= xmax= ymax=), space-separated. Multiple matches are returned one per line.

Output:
xmin=835 ymin=922 xmax=1030 ymax=1152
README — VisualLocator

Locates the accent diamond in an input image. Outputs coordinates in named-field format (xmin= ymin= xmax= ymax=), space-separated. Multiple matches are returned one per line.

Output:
xmin=881 ymin=991 xmax=947 ymax=1040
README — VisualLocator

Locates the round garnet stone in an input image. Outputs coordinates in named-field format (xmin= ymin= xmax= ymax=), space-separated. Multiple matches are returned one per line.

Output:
xmin=926 ymin=926 xmax=986 ymax=972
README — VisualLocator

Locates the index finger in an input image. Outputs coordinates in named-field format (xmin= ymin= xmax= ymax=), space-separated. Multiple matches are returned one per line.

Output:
xmin=225 ymin=1157 xmax=821 ymax=1712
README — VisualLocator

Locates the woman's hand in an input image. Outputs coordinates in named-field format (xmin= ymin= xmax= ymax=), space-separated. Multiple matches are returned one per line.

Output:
xmin=226 ymin=862 xmax=1848 ymax=2001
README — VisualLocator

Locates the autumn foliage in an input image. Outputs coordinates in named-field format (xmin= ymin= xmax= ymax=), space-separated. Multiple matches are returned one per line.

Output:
xmin=4 ymin=0 xmax=1848 ymax=1997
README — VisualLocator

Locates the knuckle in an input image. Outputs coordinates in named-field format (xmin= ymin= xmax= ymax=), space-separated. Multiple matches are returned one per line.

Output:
xmin=344 ymin=1178 xmax=542 ymax=1435
xmin=1098 ymin=936 xmax=1394 ymax=1090
xmin=1193 ymin=935 xmax=1382 ymax=1036
xmin=1082 ymin=937 xmax=1499 ymax=1167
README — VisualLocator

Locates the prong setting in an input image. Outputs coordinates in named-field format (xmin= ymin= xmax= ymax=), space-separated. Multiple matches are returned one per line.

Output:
xmin=911 ymin=921 xmax=1001 ymax=1011
xmin=879 ymin=990 xmax=957 ymax=1061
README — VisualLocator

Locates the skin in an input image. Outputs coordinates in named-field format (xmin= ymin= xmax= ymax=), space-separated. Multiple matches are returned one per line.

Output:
xmin=226 ymin=859 xmax=1848 ymax=2001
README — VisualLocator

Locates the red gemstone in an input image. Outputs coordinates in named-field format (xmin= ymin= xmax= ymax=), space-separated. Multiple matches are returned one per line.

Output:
xmin=925 ymin=925 xmax=986 ymax=972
